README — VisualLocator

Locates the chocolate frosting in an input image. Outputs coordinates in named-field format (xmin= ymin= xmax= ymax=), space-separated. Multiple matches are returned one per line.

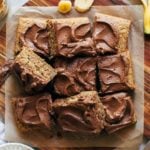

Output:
xmin=54 ymin=92 xmax=105 ymax=134
xmin=55 ymin=23 xmax=96 ymax=57
xmin=93 ymin=22 xmax=118 ymax=54
xmin=54 ymin=71 xmax=81 ymax=96
xmin=57 ymin=105 xmax=102 ymax=133
xmin=0 ymin=60 xmax=14 ymax=87
xmin=15 ymin=93 xmax=52 ymax=129
xmin=98 ymin=54 xmax=130 ymax=94
xmin=54 ymin=57 xmax=96 ymax=96
xmin=101 ymin=92 xmax=136 ymax=134
xmin=20 ymin=24 xmax=49 ymax=56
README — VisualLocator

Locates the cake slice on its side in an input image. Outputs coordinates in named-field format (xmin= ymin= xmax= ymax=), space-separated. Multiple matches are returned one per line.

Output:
xmin=14 ymin=47 xmax=57 ymax=93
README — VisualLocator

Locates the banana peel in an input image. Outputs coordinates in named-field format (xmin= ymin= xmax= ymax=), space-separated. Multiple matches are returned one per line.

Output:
xmin=141 ymin=0 xmax=150 ymax=34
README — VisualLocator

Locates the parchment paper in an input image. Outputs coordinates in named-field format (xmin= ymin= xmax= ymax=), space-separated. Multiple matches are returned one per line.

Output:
xmin=5 ymin=6 xmax=144 ymax=149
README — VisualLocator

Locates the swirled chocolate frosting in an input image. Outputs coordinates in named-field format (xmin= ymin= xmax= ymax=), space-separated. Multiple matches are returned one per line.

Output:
xmin=53 ymin=71 xmax=81 ymax=96
xmin=53 ymin=57 xmax=96 ymax=96
xmin=101 ymin=92 xmax=136 ymax=134
xmin=14 ymin=93 xmax=53 ymax=130
xmin=55 ymin=22 xmax=96 ymax=57
xmin=20 ymin=24 xmax=49 ymax=57
xmin=0 ymin=60 xmax=14 ymax=87
xmin=98 ymin=54 xmax=130 ymax=94
xmin=93 ymin=21 xmax=118 ymax=54
xmin=53 ymin=91 xmax=105 ymax=134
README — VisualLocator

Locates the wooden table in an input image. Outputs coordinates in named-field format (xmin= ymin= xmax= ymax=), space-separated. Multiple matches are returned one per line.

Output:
xmin=0 ymin=0 xmax=149 ymax=149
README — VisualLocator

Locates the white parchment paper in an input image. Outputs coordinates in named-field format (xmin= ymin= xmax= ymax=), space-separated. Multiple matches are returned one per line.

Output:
xmin=0 ymin=0 xmax=28 ymax=31
xmin=5 ymin=6 xmax=144 ymax=149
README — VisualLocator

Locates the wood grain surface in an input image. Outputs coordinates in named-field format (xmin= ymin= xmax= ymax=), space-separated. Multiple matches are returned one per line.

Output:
xmin=0 ymin=0 xmax=149 ymax=149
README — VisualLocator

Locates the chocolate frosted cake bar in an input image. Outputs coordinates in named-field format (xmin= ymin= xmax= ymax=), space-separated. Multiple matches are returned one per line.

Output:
xmin=15 ymin=14 xmax=131 ymax=58
xmin=98 ymin=51 xmax=135 ymax=94
xmin=53 ymin=57 xmax=97 ymax=96
xmin=10 ymin=13 xmax=137 ymax=138
xmin=53 ymin=91 xmax=105 ymax=134
xmin=48 ymin=17 xmax=96 ymax=57
xmin=93 ymin=13 xmax=131 ymax=54
xmin=101 ymin=92 xmax=136 ymax=134
xmin=15 ymin=17 xmax=50 ymax=57
xmin=13 ymin=93 xmax=53 ymax=132
xmin=14 ymin=47 xmax=57 ymax=93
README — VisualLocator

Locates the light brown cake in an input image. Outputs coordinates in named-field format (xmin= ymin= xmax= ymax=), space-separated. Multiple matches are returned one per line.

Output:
xmin=14 ymin=47 xmax=57 ymax=93
xmin=53 ymin=91 xmax=105 ymax=134
xmin=13 ymin=93 xmax=53 ymax=133
xmin=93 ymin=13 xmax=131 ymax=54
xmin=101 ymin=92 xmax=136 ymax=134
xmin=15 ymin=17 xmax=50 ymax=57
xmin=98 ymin=51 xmax=135 ymax=94
xmin=12 ymin=13 xmax=137 ymax=137
xmin=53 ymin=57 xmax=97 ymax=96
xmin=48 ymin=17 xmax=96 ymax=57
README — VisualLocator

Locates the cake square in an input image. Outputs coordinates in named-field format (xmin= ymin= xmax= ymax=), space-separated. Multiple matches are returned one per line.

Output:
xmin=15 ymin=17 xmax=50 ymax=57
xmin=53 ymin=91 xmax=105 ymax=134
xmin=14 ymin=47 xmax=57 ymax=93
xmin=13 ymin=93 xmax=53 ymax=133
xmin=98 ymin=51 xmax=135 ymax=94
xmin=53 ymin=57 xmax=97 ymax=96
xmin=93 ymin=13 xmax=131 ymax=54
xmin=48 ymin=17 xmax=96 ymax=57
xmin=101 ymin=92 xmax=136 ymax=134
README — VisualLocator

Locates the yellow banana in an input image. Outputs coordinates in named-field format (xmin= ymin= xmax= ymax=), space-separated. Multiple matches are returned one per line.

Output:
xmin=141 ymin=0 xmax=150 ymax=34
xmin=74 ymin=0 xmax=94 ymax=13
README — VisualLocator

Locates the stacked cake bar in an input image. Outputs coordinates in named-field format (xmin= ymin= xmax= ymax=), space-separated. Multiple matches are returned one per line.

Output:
xmin=12 ymin=13 xmax=136 ymax=135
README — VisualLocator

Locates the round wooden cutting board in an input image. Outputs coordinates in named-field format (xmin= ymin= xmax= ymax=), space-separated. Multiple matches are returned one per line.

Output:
xmin=0 ymin=0 xmax=149 ymax=149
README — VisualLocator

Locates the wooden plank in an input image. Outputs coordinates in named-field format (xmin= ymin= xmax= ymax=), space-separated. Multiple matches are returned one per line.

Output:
xmin=0 ymin=25 xmax=6 ymax=56
xmin=0 ymin=92 xmax=5 ymax=121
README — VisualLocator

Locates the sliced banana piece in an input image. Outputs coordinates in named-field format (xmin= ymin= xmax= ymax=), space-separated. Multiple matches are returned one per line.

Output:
xmin=58 ymin=0 xmax=72 ymax=14
xmin=74 ymin=0 xmax=94 ymax=13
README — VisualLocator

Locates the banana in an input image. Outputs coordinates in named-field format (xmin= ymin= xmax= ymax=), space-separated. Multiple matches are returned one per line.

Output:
xmin=58 ymin=0 xmax=72 ymax=14
xmin=141 ymin=0 xmax=150 ymax=34
xmin=74 ymin=0 xmax=94 ymax=13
